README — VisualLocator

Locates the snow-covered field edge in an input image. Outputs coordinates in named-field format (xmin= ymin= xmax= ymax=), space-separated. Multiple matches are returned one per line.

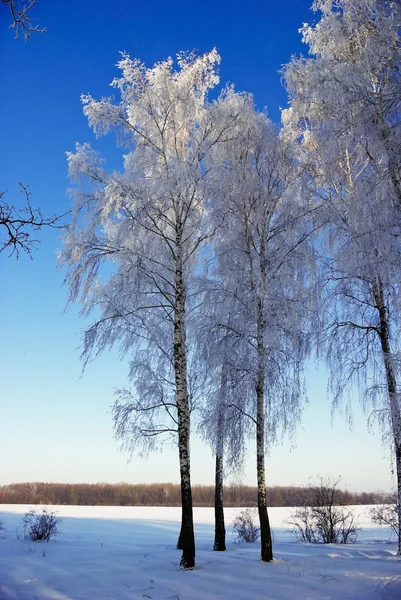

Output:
xmin=0 ymin=504 xmax=400 ymax=600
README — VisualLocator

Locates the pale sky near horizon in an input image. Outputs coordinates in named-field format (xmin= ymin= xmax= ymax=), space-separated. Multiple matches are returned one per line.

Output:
xmin=0 ymin=0 xmax=395 ymax=494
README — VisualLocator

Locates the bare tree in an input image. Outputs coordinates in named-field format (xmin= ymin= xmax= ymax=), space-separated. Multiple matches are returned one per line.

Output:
xmin=0 ymin=184 xmax=67 ymax=258
xmin=2 ymin=0 xmax=47 ymax=41
xmin=232 ymin=509 xmax=260 ymax=543
xmin=287 ymin=477 xmax=359 ymax=544
xmin=1 ymin=3 xmax=66 ymax=258
xmin=369 ymin=492 xmax=399 ymax=538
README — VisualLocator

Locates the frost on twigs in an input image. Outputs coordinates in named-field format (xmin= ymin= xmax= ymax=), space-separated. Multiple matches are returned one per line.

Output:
xmin=22 ymin=508 xmax=61 ymax=542
xmin=205 ymin=75 xmax=316 ymax=562
xmin=287 ymin=477 xmax=359 ymax=544
xmin=282 ymin=0 xmax=401 ymax=555
xmin=232 ymin=509 xmax=260 ymax=543
xmin=61 ymin=48 xmax=247 ymax=570
xmin=3 ymin=0 xmax=47 ymax=42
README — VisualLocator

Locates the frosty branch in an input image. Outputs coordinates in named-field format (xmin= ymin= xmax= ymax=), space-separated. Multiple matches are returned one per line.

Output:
xmin=2 ymin=0 xmax=46 ymax=41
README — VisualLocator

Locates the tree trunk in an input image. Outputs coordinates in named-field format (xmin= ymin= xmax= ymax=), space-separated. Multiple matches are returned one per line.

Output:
xmin=213 ymin=361 xmax=228 ymax=551
xmin=214 ymin=448 xmax=226 ymax=551
xmin=175 ymin=413 xmax=195 ymax=564
xmin=174 ymin=235 xmax=195 ymax=568
xmin=374 ymin=279 xmax=401 ymax=555
xmin=377 ymin=116 xmax=401 ymax=209
xmin=256 ymin=298 xmax=273 ymax=562
xmin=176 ymin=524 xmax=183 ymax=550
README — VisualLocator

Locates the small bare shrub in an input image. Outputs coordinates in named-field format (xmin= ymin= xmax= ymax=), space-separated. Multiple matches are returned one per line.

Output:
xmin=232 ymin=508 xmax=260 ymax=543
xmin=287 ymin=477 xmax=359 ymax=544
xmin=288 ymin=505 xmax=317 ymax=543
xmin=22 ymin=508 xmax=60 ymax=542
xmin=0 ymin=520 xmax=4 ymax=538
xmin=369 ymin=493 xmax=399 ymax=537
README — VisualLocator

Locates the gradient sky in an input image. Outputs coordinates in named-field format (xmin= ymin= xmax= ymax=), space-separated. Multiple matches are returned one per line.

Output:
xmin=0 ymin=0 xmax=394 ymax=493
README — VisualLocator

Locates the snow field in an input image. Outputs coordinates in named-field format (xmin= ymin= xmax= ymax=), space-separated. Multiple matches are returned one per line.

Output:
xmin=0 ymin=505 xmax=400 ymax=599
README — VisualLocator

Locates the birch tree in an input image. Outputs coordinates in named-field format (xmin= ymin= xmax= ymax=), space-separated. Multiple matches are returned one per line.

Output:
xmin=283 ymin=0 xmax=401 ymax=553
xmin=210 ymin=100 xmax=315 ymax=561
xmin=196 ymin=298 xmax=249 ymax=551
xmin=60 ymin=49 xmax=242 ymax=568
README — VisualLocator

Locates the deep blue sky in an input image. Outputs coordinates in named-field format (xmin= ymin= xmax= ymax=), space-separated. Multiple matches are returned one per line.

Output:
xmin=0 ymin=0 xmax=393 ymax=492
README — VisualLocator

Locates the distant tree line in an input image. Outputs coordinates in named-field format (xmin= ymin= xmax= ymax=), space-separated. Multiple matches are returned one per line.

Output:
xmin=0 ymin=482 xmax=385 ymax=507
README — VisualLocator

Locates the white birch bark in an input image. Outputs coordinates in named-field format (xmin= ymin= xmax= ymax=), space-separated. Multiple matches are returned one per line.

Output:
xmin=256 ymin=301 xmax=273 ymax=562
xmin=373 ymin=279 xmax=401 ymax=555
xmin=214 ymin=368 xmax=227 ymax=552
xmin=173 ymin=230 xmax=195 ymax=568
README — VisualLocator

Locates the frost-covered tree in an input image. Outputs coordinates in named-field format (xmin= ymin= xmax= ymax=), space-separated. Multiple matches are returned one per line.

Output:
xmin=283 ymin=0 xmax=401 ymax=553
xmin=209 ymin=99 xmax=315 ymax=562
xmin=60 ymin=49 xmax=242 ymax=569
xmin=196 ymin=299 xmax=249 ymax=552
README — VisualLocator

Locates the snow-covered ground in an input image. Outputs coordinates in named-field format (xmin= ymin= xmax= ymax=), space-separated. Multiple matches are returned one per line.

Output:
xmin=0 ymin=504 xmax=399 ymax=599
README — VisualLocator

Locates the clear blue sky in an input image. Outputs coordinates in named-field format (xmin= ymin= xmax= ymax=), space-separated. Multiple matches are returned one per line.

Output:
xmin=0 ymin=0 xmax=394 ymax=493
